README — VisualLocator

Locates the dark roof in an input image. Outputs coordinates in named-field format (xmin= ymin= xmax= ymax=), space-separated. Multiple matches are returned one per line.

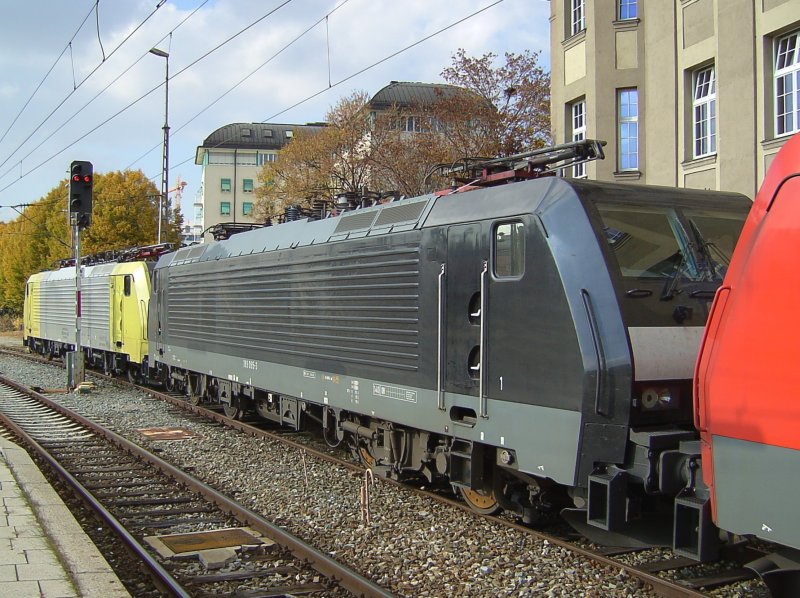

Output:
xmin=195 ymin=122 xmax=326 ymax=163
xmin=367 ymin=81 xmax=472 ymax=110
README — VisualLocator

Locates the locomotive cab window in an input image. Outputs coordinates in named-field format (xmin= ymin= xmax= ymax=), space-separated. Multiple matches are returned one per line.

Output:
xmin=123 ymin=275 xmax=132 ymax=297
xmin=494 ymin=221 xmax=525 ymax=278
xmin=596 ymin=204 xmax=746 ymax=282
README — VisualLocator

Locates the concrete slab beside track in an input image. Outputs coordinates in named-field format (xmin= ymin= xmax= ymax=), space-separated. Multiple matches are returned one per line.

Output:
xmin=0 ymin=436 xmax=129 ymax=597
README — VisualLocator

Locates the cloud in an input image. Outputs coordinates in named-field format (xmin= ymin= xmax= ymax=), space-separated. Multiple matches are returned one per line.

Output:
xmin=0 ymin=0 xmax=550 ymax=222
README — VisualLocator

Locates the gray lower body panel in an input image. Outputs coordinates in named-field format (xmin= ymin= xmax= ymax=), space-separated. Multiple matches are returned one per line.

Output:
xmin=712 ymin=435 xmax=800 ymax=551
xmin=161 ymin=346 xmax=582 ymax=486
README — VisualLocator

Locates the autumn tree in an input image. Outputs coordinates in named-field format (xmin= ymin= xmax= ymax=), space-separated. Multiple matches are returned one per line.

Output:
xmin=254 ymin=49 xmax=551 ymax=217
xmin=368 ymin=88 xmax=500 ymax=196
xmin=441 ymin=48 xmax=551 ymax=155
xmin=254 ymin=92 xmax=372 ymax=219
xmin=0 ymin=169 xmax=162 ymax=314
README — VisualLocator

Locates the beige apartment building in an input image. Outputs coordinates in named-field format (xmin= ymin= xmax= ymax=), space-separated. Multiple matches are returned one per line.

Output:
xmin=550 ymin=0 xmax=800 ymax=197
xmin=194 ymin=123 xmax=325 ymax=241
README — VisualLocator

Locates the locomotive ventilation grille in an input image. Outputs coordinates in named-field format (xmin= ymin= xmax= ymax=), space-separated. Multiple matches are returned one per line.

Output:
xmin=165 ymin=239 xmax=421 ymax=372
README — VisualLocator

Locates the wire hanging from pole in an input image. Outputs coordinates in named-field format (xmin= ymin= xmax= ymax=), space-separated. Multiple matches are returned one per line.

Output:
xmin=69 ymin=43 xmax=77 ymax=90
xmin=95 ymin=1 xmax=106 ymax=62
xmin=326 ymin=16 xmax=332 ymax=88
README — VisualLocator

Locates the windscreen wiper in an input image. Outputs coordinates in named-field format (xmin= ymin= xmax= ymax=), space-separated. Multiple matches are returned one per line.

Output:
xmin=660 ymin=251 xmax=687 ymax=301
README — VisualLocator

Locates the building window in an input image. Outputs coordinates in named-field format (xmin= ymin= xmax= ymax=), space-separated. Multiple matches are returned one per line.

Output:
xmin=241 ymin=127 xmax=252 ymax=137
xmin=242 ymin=202 xmax=253 ymax=216
xmin=208 ymin=151 xmax=234 ymax=165
xmin=571 ymin=0 xmax=585 ymax=36
xmin=618 ymin=88 xmax=639 ymax=171
xmin=220 ymin=178 xmax=231 ymax=192
xmin=571 ymin=100 xmax=587 ymax=178
xmin=257 ymin=152 xmax=277 ymax=166
xmin=618 ymin=0 xmax=637 ymax=20
xmin=693 ymin=66 xmax=716 ymax=158
xmin=236 ymin=153 xmax=257 ymax=166
xmin=220 ymin=202 xmax=231 ymax=216
xmin=285 ymin=130 xmax=293 ymax=138
xmin=775 ymin=31 xmax=800 ymax=137
xmin=243 ymin=179 xmax=254 ymax=193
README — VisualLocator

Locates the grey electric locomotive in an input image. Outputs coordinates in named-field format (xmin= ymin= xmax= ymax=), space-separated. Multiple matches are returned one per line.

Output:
xmin=148 ymin=147 xmax=750 ymax=558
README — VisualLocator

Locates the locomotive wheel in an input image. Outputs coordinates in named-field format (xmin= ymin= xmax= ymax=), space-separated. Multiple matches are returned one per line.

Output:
xmin=127 ymin=367 xmax=138 ymax=384
xmin=460 ymin=487 xmax=501 ymax=515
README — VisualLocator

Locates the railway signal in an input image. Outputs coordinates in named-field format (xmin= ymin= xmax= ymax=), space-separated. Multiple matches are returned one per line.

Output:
xmin=69 ymin=160 xmax=93 ymax=229
xmin=67 ymin=159 xmax=93 ymax=389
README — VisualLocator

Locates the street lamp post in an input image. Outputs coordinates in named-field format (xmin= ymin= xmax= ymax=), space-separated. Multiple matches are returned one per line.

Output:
xmin=149 ymin=47 xmax=169 ymax=244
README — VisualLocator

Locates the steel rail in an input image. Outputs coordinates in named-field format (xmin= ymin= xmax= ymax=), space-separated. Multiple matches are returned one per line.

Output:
xmin=137 ymin=384 xmax=712 ymax=597
xmin=0 ymin=373 xmax=393 ymax=598
xmin=0 ymin=379 xmax=189 ymax=597
xmin=1 ymin=349 xmax=727 ymax=596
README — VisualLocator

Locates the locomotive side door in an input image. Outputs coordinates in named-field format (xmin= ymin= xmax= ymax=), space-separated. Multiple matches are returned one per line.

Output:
xmin=110 ymin=275 xmax=124 ymax=349
xmin=445 ymin=223 xmax=488 ymax=412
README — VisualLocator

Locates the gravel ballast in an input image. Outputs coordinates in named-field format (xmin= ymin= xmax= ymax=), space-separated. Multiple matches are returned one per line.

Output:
xmin=0 ymin=346 xmax=768 ymax=597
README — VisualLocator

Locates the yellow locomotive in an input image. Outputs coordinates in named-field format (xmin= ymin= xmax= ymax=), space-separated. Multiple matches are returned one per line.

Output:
xmin=23 ymin=259 xmax=154 ymax=380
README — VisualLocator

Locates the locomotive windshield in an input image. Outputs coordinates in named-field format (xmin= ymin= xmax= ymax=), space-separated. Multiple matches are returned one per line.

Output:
xmin=597 ymin=204 xmax=746 ymax=282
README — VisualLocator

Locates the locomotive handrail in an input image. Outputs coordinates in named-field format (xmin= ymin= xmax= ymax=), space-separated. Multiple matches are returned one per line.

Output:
xmin=479 ymin=260 xmax=489 ymax=419
xmin=581 ymin=289 xmax=608 ymax=416
xmin=766 ymin=172 xmax=800 ymax=211
xmin=437 ymin=263 xmax=446 ymax=411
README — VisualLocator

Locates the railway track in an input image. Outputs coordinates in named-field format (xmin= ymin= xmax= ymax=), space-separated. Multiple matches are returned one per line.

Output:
xmin=0 ymin=347 xmax=772 ymax=596
xmin=0 ymin=372 xmax=392 ymax=598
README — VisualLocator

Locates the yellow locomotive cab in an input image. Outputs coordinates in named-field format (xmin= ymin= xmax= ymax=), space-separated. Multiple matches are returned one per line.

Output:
xmin=22 ymin=260 xmax=152 ymax=373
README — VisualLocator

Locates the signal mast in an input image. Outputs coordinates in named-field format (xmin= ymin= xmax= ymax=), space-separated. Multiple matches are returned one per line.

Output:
xmin=67 ymin=160 xmax=93 ymax=390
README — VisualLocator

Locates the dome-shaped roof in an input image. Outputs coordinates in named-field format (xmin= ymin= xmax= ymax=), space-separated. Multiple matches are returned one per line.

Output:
xmin=199 ymin=122 xmax=326 ymax=151
xmin=195 ymin=122 xmax=326 ymax=164
xmin=367 ymin=81 xmax=471 ymax=110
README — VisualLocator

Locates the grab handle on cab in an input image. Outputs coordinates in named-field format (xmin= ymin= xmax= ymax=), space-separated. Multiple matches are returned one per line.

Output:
xmin=581 ymin=289 xmax=609 ymax=416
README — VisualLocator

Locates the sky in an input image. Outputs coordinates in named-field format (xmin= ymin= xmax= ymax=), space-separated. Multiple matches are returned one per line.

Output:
xmin=0 ymin=0 xmax=551 ymax=225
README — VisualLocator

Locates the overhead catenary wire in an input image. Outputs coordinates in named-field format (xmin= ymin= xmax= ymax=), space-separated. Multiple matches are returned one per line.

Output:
xmin=1 ymin=0 xmax=507 ymax=199
xmin=0 ymin=2 xmax=96 ymax=147
xmin=0 ymin=0 xmax=168 ymax=174
xmin=125 ymin=0 xmax=353 ymax=172
xmin=166 ymin=0 xmax=506 ymax=175
xmin=0 ymin=0 xmax=294 ymax=194
xmin=0 ymin=0 xmax=210 ymax=190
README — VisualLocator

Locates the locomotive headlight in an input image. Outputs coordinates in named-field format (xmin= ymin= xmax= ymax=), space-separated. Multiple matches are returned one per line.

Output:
xmin=640 ymin=387 xmax=674 ymax=410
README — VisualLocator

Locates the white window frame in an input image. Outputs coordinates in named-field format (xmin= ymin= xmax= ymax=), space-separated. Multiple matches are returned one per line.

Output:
xmin=618 ymin=0 xmax=637 ymax=20
xmin=618 ymin=88 xmax=639 ymax=172
xmin=571 ymin=0 xmax=585 ymax=36
xmin=692 ymin=66 xmax=716 ymax=158
xmin=775 ymin=31 xmax=800 ymax=137
xmin=571 ymin=100 xmax=587 ymax=178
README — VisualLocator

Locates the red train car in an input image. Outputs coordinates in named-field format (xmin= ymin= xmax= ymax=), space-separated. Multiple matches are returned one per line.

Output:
xmin=695 ymin=132 xmax=800 ymax=591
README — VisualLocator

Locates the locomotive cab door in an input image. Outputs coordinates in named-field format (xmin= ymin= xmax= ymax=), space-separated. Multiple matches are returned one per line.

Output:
xmin=110 ymin=274 xmax=139 ymax=356
xmin=445 ymin=223 xmax=488 ymax=413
